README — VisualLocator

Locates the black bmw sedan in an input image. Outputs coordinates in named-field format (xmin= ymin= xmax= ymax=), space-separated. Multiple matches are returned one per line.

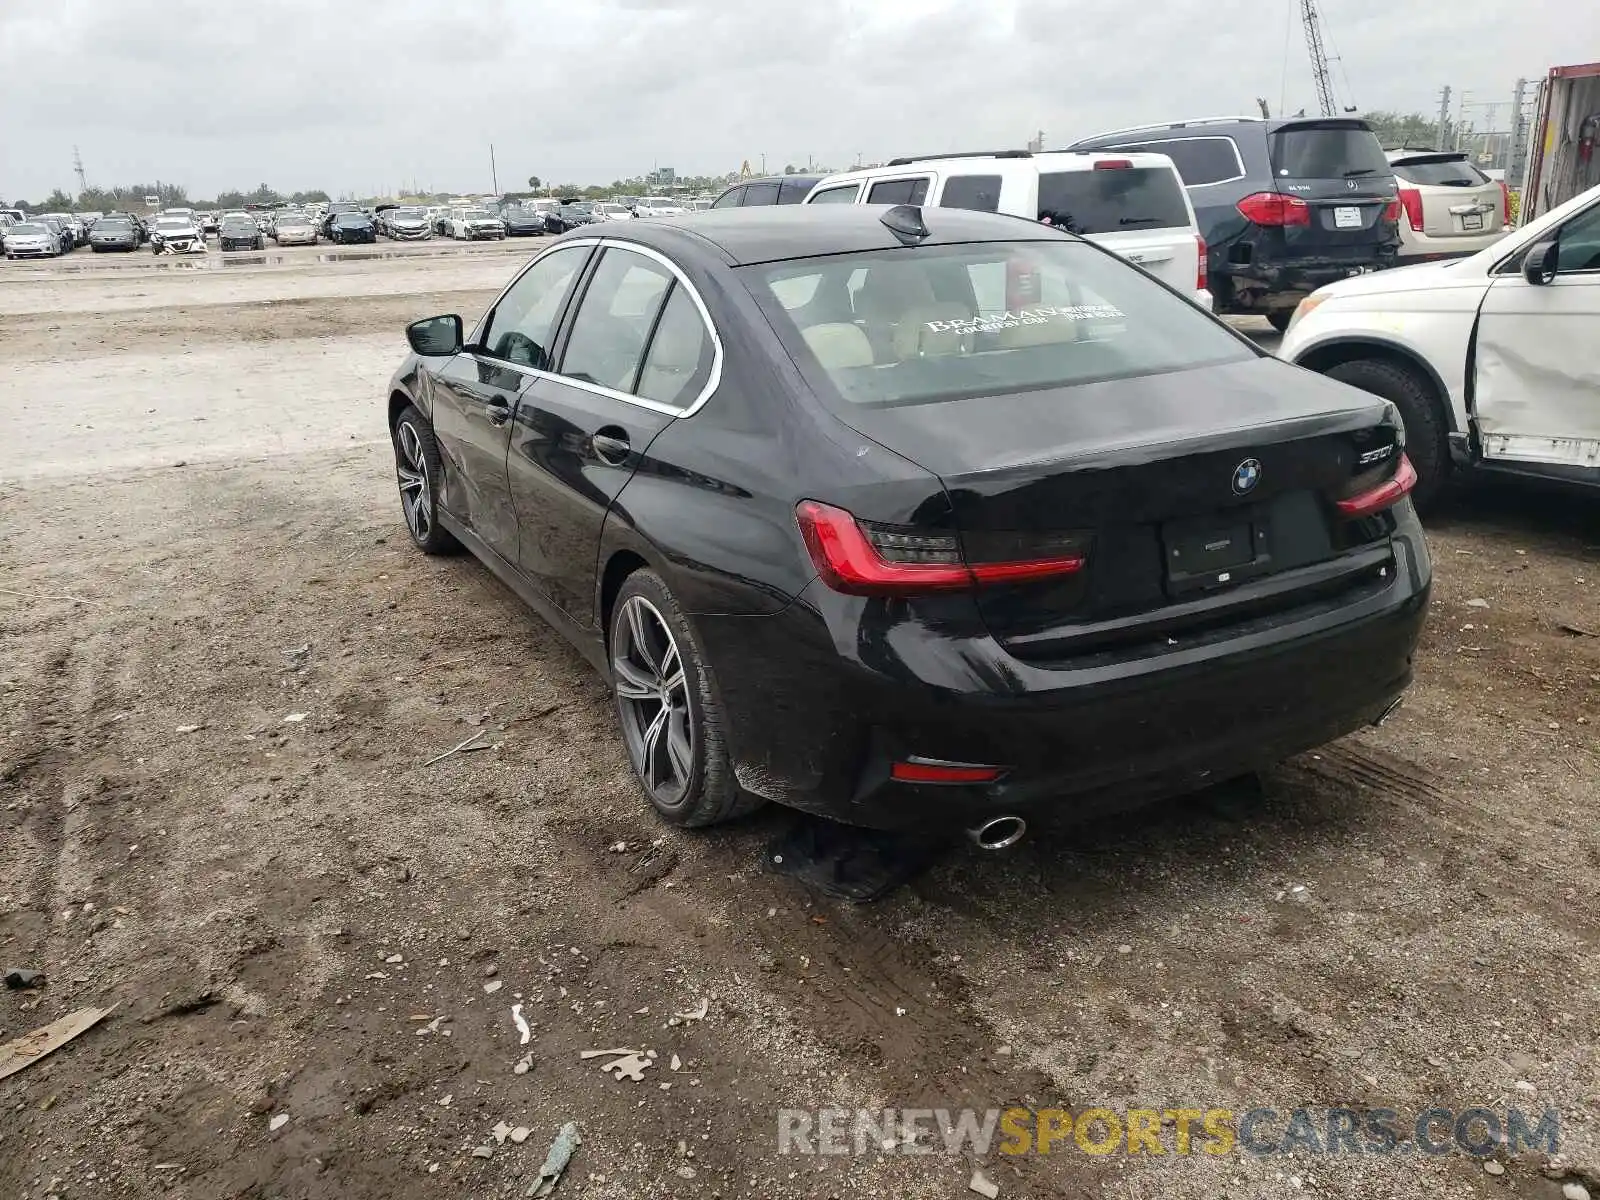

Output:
xmin=384 ymin=206 xmax=1430 ymax=841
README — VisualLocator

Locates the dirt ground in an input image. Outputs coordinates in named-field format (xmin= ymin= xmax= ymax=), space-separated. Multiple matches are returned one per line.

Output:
xmin=1 ymin=246 xmax=1598 ymax=1200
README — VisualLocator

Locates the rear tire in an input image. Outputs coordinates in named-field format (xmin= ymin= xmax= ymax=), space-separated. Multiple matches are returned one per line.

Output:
xmin=1266 ymin=310 xmax=1293 ymax=333
xmin=1325 ymin=357 xmax=1448 ymax=510
xmin=391 ymin=406 xmax=461 ymax=555
xmin=610 ymin=570 xmax=764 ymax=828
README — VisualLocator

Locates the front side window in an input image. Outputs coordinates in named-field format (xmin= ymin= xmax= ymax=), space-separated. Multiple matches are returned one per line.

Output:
xmin=867 ymin=177 xmax=930 ymax=205
xmin=558 ymin=248 xmax=674 ymax=392
xmin=939 ymin=174 xmax=1002 ymax=213
xmin=711 ymin=188 xmax=743 ymax=208
xmin=745 ymin=239 xmax=1252 ymax=409
xmin=808 ymin=184 xmax=860 ymax=205
xmin=1555 ymin=202 xmax=1600 ymax=274
xmin=481 ymin=245 xmax=591 ymax=369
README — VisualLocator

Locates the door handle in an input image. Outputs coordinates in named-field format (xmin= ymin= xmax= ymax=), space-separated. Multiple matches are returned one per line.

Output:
xmin=485 ymin=396 xmax=512 ymax=427
xmin=591 ymin=430 xmax=631 ymax=466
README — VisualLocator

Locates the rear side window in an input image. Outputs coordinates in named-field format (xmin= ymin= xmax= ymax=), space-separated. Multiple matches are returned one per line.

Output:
xmin=559 ymin=248 xmax=674 ymax=392
xmin=635 ymin=287 xmax=715 ymax=408
xmin=1036 ymin=167 xmax=1189 ymax=234
xmin=867 ymin=177 xmax=930 ymax=205
xmin=1270 ymin=123 xmax=1390 ymax=179
xmin=743 ymin=181 xmax=780 ymax=205
xmin=1390 ymin=156 xmax=1490 ymax=186
xmin=778 ymin=177 xmax=815 ymax=204
xmin=939 ymin=174 xmax=1002 ymax=212
xmin=1119 ymin=137 xmax=1243 ymax=186
xmin=745 ymin=240 xmax=1251 ymax=409
xmin=808 ymin=184 xmax=860 ymax=204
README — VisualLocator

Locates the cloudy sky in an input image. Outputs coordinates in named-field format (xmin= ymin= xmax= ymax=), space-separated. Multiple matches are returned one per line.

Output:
xmin=2 ymin=0 xmax=1596 ymax=201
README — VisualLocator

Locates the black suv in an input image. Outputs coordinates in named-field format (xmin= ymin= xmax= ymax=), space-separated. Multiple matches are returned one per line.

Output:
xmin=1069 ymin=117 xmax=1400 ymax=330
xmin=710 ymin=175 xmax=825 ymax=208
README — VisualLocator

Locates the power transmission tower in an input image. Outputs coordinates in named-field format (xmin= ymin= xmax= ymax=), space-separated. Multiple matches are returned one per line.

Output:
xmin=1300 ymin=0 xmax=1336 ymax=118
xmin=1436 ymin=86 xmax=1453 ymax=149
xmin=73 ymin=146 xmax=88 ymax=196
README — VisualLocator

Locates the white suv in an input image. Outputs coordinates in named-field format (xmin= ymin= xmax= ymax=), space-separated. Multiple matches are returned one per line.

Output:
xmin=803 ymin=150 xmax=1211 ymax=309
xmin=1385 ymin=148 xmax=1508 ymax=262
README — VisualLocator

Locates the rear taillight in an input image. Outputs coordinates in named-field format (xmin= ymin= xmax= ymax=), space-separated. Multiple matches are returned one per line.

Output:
xmin=795 ymin=501 xmax=1086 ymax=596
xmin=1497 ymin=180 xmax=1510 ymax=226
xmin=1335 ymin=454 xmax=1418 ymax=518
xmin=1236 ymin=192 xmax=1310 ymax=227
xmin=1396 ymin=187 xmax=1424 ymax=232
xmin=1195 ymin=233 xmax=1208 ymax=292
xmin=1093 ymin=159 xmax=1133 ymax=170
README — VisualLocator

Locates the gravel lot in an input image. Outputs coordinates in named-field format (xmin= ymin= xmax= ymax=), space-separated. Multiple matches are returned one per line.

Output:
xmin=1 ymin=245 xmax=1597 ymax=1200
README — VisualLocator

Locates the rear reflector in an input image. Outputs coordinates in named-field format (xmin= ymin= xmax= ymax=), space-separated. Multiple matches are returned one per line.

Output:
xmin=1236 ymin=192 xmax=1310 ymax=227
xmin=1396 ymin=187 xmax=1423 ymax=232
xmin=1195 ymin=233 xmax=1208 ymax=292
xmin=1335 ymin=453 xmax=1418 ymax=518
xmin=890 ymin=759 xmax=1006 ymax=785
xmin=1093 ymin=159 xmax=1133 ymax=170
xmin=795 ymin=500 xmax=1085 ymax=596
xmin=1497 ymin=180 xmax=1510 ymax=226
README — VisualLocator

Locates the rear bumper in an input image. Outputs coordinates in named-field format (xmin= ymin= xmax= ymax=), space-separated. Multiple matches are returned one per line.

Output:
xmin=1217 ymin=252 xmax=1398 ymax=313
xmin=1395 ymin=226 xmax=1506 ymax=260
xmin=693 ymin=521 xmax=1430 ymax=831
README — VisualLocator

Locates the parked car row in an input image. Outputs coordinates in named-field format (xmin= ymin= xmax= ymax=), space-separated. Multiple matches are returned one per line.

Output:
xmin=2 ymin=209 xmax=147 ymax=257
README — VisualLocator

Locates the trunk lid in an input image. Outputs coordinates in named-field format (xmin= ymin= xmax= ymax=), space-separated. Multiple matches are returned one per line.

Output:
xmin=833 ymin=358 xmax=1403 ymax=658
xmin=1266 ymin=119 xmax=1400 ymax=256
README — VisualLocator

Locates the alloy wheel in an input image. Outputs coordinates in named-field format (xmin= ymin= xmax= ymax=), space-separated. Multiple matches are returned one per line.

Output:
xmin=394 ymin=421 xmax=433 ymax=543
xmin=613 ymin=596 xmax=694 ymax=807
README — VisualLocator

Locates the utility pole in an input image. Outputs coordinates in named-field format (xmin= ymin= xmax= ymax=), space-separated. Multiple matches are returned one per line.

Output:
xmin=1436 ymin=85 xmax=1452 ymax=149
xmin=489 ymin=144 xmax=499 ymax=195
xmin=1509 ymin=77 xmax=1531 ymax=185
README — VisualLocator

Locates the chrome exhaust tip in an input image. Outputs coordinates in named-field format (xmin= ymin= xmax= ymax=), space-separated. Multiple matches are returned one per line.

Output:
xmin=968 ymin=815 xmax=1027 ymax=851
xmin=1372 ymin=697 xmax=1405 ymax=727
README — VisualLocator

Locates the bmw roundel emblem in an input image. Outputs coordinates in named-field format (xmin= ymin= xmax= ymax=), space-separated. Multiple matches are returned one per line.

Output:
xmin=1232 ymin=458 xmax=1262 ymax=495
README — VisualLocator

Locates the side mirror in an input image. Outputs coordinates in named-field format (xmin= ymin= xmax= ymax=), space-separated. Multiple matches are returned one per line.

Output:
xmin=1523 ymin=240 xmax=1558 ymax=286
xmin=407 ymin=314 xmax=463 ymax=357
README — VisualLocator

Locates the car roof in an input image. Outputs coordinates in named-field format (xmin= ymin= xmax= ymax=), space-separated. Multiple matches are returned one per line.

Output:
xmin=584 ymin=204 xmax=1072 ymax=267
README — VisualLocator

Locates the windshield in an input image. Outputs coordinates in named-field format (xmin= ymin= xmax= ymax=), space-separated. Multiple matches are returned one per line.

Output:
xmin=156 ymin=218 xmax=193 ymax=231
xmin=335 ymin=213 xmax=368 ymax=225
xmin=1036 ymin=167 xmax=1190 ymax=234
xmin=746 ymin=239 xmax=1252 ymax=409
xmin=395 ymin=207 xmax=425 ymax=217
xmin=222 ymin=217 xmax=255 ymax=228
xmin=1271 ymin=122 xmax=1391 ymax=178
xmin=9 ymin=223 xmax=46 ymax=234
xmin=97 ymin=219 xmax=133 ymax=229
xmin=462 ymin=209 xmax=492 ymax=219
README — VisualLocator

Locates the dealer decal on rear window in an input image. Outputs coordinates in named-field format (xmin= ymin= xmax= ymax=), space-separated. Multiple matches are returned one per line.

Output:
xmin=925 ymin=304 xmax=1124 ymax=334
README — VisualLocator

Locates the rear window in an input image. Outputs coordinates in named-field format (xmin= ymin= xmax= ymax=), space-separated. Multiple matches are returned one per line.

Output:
xmin=1036 ymin=167 xmax=1189 ymax=234
xmin=1270 ymin=122 xmax=1390 ymax=179
xmin=745 ymin=239 xmax=1250 ymax=409
xmin=1390 ymin=156 xmax=1490 ymax=187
